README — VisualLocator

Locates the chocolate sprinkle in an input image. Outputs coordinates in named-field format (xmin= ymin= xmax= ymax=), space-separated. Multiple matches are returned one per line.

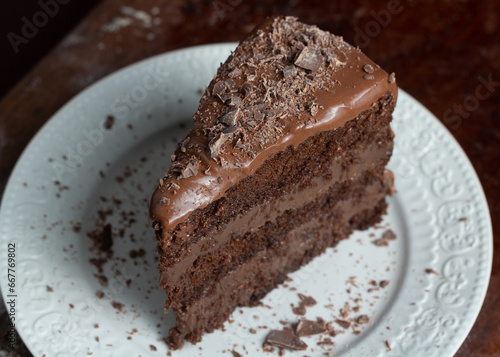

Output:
xmin=264 ymin=328 xmax=307 ymax=350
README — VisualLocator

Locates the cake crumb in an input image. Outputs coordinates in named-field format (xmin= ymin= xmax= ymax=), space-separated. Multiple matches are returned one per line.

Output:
xmin=372 ymin=229 xmax=397 ymax=246
xmin=104 ymin=115 xmax=115 ymax=130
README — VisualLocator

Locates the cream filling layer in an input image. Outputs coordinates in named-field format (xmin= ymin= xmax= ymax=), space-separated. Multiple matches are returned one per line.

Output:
xmin=160 ymin=142 xmax=389 ymax=287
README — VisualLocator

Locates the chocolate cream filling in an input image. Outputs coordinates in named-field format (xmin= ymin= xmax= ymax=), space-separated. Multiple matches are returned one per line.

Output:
xmin=160 ymin=141 xmax=390 ymax=287
xmin=170 ymin=178 xmax=391 ymax=341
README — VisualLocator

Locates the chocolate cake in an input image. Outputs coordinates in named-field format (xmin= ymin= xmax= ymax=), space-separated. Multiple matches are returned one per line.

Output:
xmin=150 ymin=16 xmax=397 ymax=349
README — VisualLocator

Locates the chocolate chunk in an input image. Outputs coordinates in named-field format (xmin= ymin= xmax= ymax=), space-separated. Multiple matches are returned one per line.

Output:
xmin=208 ymin=129 xmax=235 ymax=158
xmin=294 ymin=46 xmax=323 ymax=72
xmin=220 ymin=108 xmax=241 ymax=126
xmin=223 ymin=125 xmax=238 ymax=135
xmin=227 ymin=96 xmax=242 ymax=107
xmin=295 ymin=319 xmax=326 ymax=336
xmin=264 ymin=329 xmax=307 ymax=351
xmin=388 ymin=72 xmax=396 ymax=83
xmin=363 ymin=74 xmax=375 ymax=80
xmin=363 ymin=64 xmax=374 ymax=73
xmin=212 ymin=79 xmax=236 ymax=102
xmin=179 ymin=160 xmax=200 ymax=179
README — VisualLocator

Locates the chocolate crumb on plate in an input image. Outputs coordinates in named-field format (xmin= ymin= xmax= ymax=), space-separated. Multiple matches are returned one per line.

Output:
xmin=231 ymin=350 xmax=242 ymax=357
xmin=111 ymin=301 xmax=124 ymax=311
xmin=104 ymin=115 xmax=115 ymax=130
xmin=264 ymin=328 xmax=307 ymax=351
xmin=317 ymin=337 xmax=335 ymax=346
xmin=335 ymin=319 xmax=351 ymax=329
xmin=425 ymin=268 xmax=439 ymax=275
xmin=356 ymin=315 xmax=370 ymax=324
xmin=298 ymin=293 xmax=317 ymax=307
xmin=372 ymin=229 xmax=397 ymax=246
xmin=295 ymin=319 xmax=327 ymax=337
xmin=386 ymin=340 xmax=392 ymax=351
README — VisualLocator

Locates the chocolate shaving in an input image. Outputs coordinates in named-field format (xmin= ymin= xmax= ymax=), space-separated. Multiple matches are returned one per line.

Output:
xmin=283 ymin=65 xmax=297 ymax=79
xmin=295 ymin=319 xmax=327 ymax=336
xmin=212 ymin=79 xmax=236 ymax=102
xmin=179 ymin=160 xmax=200 ymax=179
xmin=220 ymin=108 xmax=241 ymax=126
xmin=264 ymin=328 xmax=307 ymax=351
xmin=228 ymin=68 xmax=242 ymax=78
xmin=294 ymin=46 xmax=323 ymax=72
xmin=227 ymin=96 xmax=242 ymax=107
xmin=208 ymin=131 xmax=233 ymax=158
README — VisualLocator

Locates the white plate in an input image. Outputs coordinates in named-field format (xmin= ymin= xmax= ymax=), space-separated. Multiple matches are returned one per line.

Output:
xmin=0 ymin=44 xmax=492 ymax=357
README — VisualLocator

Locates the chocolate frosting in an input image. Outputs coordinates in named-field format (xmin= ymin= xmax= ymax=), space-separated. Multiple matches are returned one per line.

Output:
xmin=150 ymin=16 xmax=397 ymax=231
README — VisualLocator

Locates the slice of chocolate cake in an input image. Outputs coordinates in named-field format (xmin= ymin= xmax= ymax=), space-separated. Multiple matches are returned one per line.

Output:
xmin=150 ymin=16 xmax=397 ymax=349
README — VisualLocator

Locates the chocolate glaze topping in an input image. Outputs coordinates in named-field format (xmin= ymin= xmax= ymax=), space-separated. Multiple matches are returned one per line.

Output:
xmin=150 ymin=16 xmax=397 ymax=231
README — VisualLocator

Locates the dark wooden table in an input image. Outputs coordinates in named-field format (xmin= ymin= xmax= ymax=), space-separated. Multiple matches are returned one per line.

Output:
xmin=0 ymin=0 xmax=498 ymax=355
